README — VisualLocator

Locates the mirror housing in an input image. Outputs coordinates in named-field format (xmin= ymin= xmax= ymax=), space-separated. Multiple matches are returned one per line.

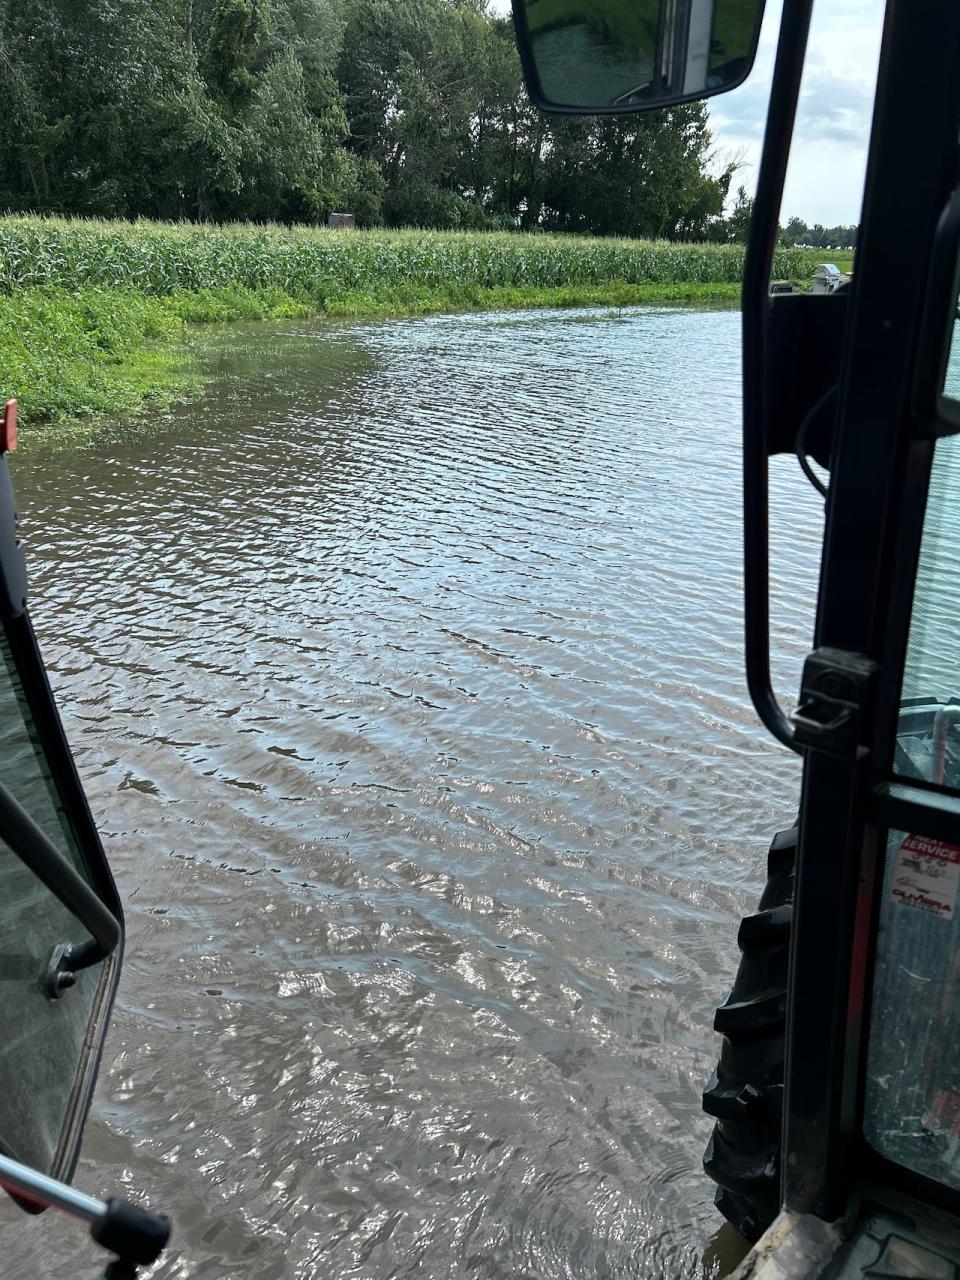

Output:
xmin=511 ymin=0 xmax=766 ymax=114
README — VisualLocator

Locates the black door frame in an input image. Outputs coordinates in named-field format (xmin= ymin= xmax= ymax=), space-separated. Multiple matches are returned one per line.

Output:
xmin=766 ymin=0 xmax=960 ymax=1221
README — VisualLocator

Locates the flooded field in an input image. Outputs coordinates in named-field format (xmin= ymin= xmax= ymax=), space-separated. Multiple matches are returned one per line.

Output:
xmin=3 ymin=306 xmax=823 ymax=1277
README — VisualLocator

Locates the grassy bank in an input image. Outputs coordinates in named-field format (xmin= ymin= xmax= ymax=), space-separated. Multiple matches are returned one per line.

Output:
xmin=0 ymin=217 xmax=820 ymax=425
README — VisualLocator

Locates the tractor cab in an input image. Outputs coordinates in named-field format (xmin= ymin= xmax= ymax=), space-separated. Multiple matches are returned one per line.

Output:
xmin=511 ymin=0 xmax=960 ymax=1274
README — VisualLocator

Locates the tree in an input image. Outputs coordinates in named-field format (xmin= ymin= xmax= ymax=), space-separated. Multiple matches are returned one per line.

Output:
xmin=0 ymin=0 xmax=743 ymax=236
xmin=724 ymin=186 xmax=754 ymax=243
xmin=533 ymin=104 xmax=731 ymax=239
xmin=200 ymin=0 xmax=272 ymax=112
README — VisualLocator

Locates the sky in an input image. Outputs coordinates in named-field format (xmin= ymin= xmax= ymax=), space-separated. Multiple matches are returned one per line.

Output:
xmin=709 ymin=0 xmax=886 ymax=225
xmin=496 ymin=0 xmax=887 ymax=226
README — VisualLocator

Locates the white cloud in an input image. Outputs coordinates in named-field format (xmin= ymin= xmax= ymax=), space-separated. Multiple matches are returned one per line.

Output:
xmin=710 ymin=0 xmax=886 ymax=225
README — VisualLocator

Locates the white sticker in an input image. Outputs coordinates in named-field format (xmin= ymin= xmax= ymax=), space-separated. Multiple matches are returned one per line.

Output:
xmin=890 ymin=833 xmax=960 ymax=919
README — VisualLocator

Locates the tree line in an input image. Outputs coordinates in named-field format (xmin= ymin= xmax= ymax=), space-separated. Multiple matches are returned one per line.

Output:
xmin=0 ymin=0 xmax=747 ymax=238
xmin=780 ymin=216 xmax=858 ymax=249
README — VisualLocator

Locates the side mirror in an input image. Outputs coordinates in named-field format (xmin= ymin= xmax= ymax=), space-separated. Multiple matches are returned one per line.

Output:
xmin=511 ymin=0 xmax=766 ymax=114
xmin=0 ymin=429 xmax=123 ymax=1196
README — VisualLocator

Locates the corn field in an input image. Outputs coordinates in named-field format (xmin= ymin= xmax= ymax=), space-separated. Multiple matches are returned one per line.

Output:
xmin=0 ymin=216 xmax=820 ymax=297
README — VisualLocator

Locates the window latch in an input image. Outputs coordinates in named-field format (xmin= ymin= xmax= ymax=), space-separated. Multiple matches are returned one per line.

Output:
xmin=790 ymin=647 xmax=879 ymax=759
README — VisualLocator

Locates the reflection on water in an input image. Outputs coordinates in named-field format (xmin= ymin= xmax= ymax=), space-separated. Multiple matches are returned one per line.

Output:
xmin=2 ymin=307 xmax=822 ymax=1277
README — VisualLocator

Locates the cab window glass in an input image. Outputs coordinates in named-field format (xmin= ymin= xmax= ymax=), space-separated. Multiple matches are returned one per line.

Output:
xmin=871 ymin=421 xmax=960 ymax=1184
xmin=945 ymin=308 xmax=960 ymax=402
xmin=865 ymin=828 xmax=960 ymax=1188
xmin=896 ymin=433 xmax=960 ymax=786
xmin=0 ymin=627 xmax=109 ymax=1174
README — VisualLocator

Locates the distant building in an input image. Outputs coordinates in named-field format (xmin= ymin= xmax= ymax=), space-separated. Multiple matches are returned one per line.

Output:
xmin=327 ymin=213 xmax=356 ymax=229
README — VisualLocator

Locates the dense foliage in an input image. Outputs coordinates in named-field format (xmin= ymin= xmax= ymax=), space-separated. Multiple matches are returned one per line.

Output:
xmin=0 ymin=0 xmax=737 ymax=237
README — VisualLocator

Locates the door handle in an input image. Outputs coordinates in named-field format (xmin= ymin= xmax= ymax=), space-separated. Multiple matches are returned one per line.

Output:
xmin=740 ymin=0 xmax=815 ymax=755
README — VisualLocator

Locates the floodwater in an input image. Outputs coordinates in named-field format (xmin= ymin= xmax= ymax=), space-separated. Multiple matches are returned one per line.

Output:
xmin=2 ymin=306 xmax=824 ymax=1278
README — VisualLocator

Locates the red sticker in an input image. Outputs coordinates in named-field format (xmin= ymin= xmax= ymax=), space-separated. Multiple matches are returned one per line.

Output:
xmin=1 ymin=400 xmax=18 ymax=454
xmin=891 ymin=833 xmax=960 ymax=919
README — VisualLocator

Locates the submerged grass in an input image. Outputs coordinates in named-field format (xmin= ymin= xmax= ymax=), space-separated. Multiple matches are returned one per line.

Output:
xmin=0 ymin=216 xmax=821 ymax=425
xmin=1 ymin=285 xmax=312 ymax=424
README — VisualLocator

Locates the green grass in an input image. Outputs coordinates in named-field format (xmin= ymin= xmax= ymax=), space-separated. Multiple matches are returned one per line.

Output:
xmin=0 ymin=216 xmax=822 ymax=427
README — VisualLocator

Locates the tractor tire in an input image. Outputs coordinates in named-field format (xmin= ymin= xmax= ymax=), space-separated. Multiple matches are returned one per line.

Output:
xmin=702 ymin=824 xmax=796 ymax=1243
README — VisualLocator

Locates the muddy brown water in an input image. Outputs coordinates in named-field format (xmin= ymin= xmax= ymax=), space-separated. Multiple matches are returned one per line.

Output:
xmin=2 ymin=307 xmax=823 ymax=1278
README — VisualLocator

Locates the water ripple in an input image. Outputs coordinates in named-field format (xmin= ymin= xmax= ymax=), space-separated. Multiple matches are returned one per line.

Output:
xmin=5 ymin=306 xmax=822 ymax=1278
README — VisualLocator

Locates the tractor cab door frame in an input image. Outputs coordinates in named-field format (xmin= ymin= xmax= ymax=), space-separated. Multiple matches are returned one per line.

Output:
xmin=761 ymin=0 xmax=960 ymax=1223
